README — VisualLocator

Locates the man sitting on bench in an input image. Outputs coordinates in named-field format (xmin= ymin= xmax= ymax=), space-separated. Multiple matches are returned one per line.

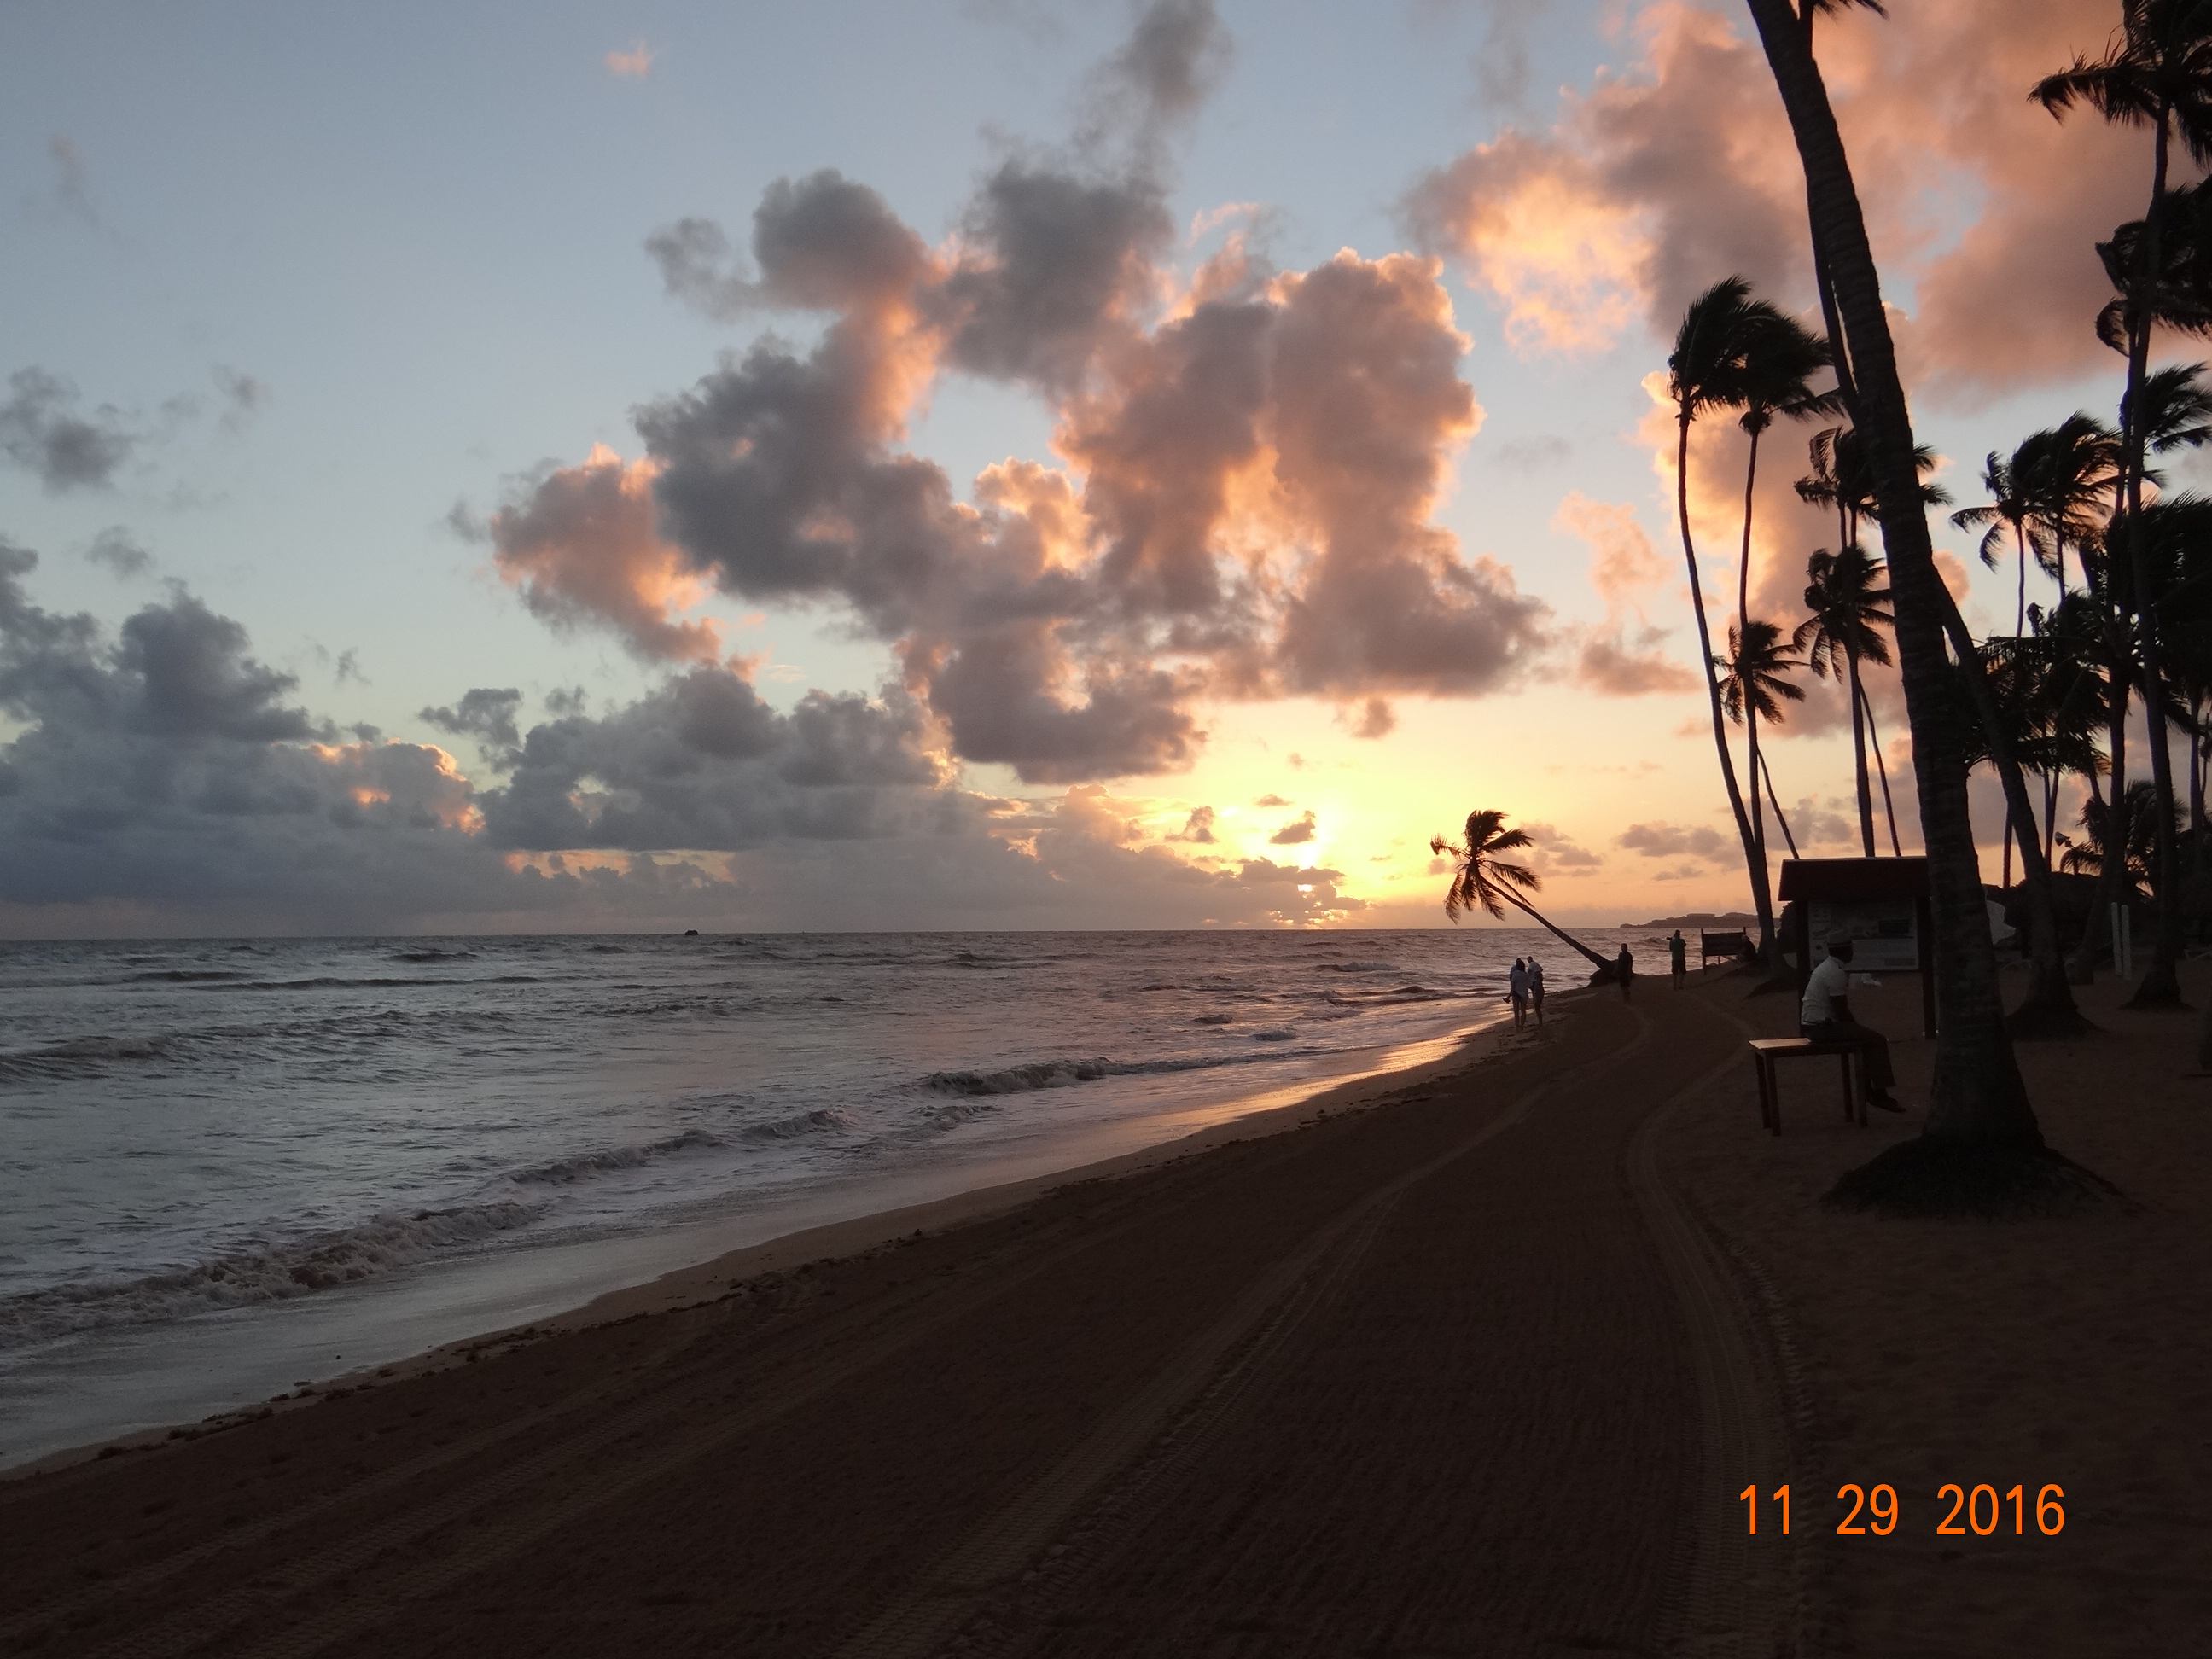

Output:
xmin=1802 ymin=934 xmax=1903 ymax=1113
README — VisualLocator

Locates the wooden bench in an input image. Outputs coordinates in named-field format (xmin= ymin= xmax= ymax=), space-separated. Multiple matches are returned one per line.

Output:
xmin=1700 ymin=930 xmax=1750 ymax=972
xmin=1749 ymin=1038 xmax=1866 ymax=1135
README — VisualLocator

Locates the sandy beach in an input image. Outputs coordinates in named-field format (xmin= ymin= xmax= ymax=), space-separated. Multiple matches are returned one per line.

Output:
xmin=4 ymin=967 xmax=2207 ymax=1657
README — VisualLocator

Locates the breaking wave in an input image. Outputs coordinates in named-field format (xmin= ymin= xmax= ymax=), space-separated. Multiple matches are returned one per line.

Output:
xmin=0 ymin=1201 xmax=544 ymax=1348
xmin=917 ymin=1044 xmax=1320 ymax=1098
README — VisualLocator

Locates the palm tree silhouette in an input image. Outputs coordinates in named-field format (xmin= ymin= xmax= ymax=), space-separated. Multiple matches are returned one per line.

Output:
xmin=1430 ymin=810 xmax=1613 ymax=975
xmin=1732 ymin=321 xmax=1842 ymax=642
xmin=1667 ymin=277 xmax=1816 ymax=963
xmin=1716 ymin=620 xmax=1807 ymax=892
xmin=1949 ymin=418 xmax=2120 ymax=637
xmin=2036 ymin=2 xmax=2212 ymax=1007
xmin=1795 ymin=544 xmax=1893 ymax=856
xmin=1796 ymin=425 xmax=1951 ymax=552
xmin=1745 ymin=0 xmax=2045 ymax=1151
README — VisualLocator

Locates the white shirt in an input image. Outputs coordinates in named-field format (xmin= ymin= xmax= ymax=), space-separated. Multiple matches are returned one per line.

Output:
xmin=1526 ymin=962 xmax=1545 ymax=992
xmin=1802 ymin=954 xmax=1851 ymax=1025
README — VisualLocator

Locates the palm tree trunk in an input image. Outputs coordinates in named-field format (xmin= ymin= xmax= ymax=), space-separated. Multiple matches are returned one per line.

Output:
xmin=1675 ymin=413 xmax=1777 ymax=962
xmin=2015 ymin=523 xmax=2029 ymax=638
xmin=1860 ymin=680 xmax=1904 ymax=856
xmin=1503 ymin=890 xmax=1614 ymax=974
xmin=1746 ymin=0 xmax=2038 ymax=1143
xmin=2072 ymin=646 xmax=2130 ymax=982
xmin=1847 ymin=646 xmax=1876 ymax=854
xmin=1749 ymin=703 xmax=1767 ymax=882
xmin=1738 ymin=422 xmax=1763 ymax=639
xmin=2122 ymin=109 xmax=2186 ymax=1007
xmin=1760 ymin=749 xmax=1800 ymax=857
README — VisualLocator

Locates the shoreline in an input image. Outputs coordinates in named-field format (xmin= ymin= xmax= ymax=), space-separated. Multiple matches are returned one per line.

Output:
xmin=5 ymin=996 xmax=1545 ymax=1480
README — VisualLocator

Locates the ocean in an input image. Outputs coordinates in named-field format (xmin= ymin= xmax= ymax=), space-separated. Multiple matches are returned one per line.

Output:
xmin=0 ymin=926 xmax=1644 ymax=1466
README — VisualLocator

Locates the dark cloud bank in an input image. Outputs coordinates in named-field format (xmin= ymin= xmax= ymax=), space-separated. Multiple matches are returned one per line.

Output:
xmin=0 ymin=542 xmax=1356 ymax=934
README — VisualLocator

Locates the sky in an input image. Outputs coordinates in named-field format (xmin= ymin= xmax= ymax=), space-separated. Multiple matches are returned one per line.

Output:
xmin=0 ymin=0 xmax=2176 ymax=936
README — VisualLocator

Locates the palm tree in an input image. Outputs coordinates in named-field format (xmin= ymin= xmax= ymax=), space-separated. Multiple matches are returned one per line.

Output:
xmin=2036 ymin=3 xmax=2212 ymax=1008
xmin=2129 ymin=361 xmax=2212 ymax=468
xmin=1667 ymin=277 xmax=1810 ymax=964
xmin=1732 ymin=324 xmax=1842 ymax=641
xmin=1796 ymin=426 xmax=1951 ymax=551
xmin=1745 ymin=0 xmax=2042 ymax=1152
xmin=1717 ymin=620 xmax=1807 ymax=889
xmin=2061 ymin=780 xmax=2174 ymax=894
xmin=1795 ymin=544 xmax=1893 ymax=855
xmin=1431 ymin=810 xmax=1613 ymax=974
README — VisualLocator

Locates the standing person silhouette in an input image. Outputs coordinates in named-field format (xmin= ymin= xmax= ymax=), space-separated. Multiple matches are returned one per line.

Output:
xmin=1507 ymin=957 xmax=1529 ymax=1028
xmin=1668 ymin=928 xmax=1688 ymax=988
xmin=1527 ymin=957 xmax=1546 ymax=1026
xmin=1613 ymin=942 xmax=1633 ymax=1001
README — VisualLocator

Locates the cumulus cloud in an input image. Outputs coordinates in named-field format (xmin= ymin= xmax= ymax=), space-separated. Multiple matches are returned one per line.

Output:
xmin=544 ymin=6 xmax=1551 ymax=785
xmin=605 ymin=40 xmax=655 ymax=78
xmin=1409 ymin=0 xmax=2151 ymax=401
xmin=1268 ymin=809 xmax=1317 ymax=845
xmin=1518 ymin=819 xmax=1603 ymax=875
xmin=0 ymin=548 xmax=1366 ymax=933
xmin=1167 ymin=803 xmax=1217 ymax=842
xmin=488 ymin=446 xmax=723 ymax=664
xmin=1555 ymin=492 xmax=1697 ymax=695
xmin=1616 ymin=820 xmax=1730 ymax=860
xmin=0 ymin=367 xmax=137 ymax=492
xmin=83 ymin=527 xmax=153 ymax=579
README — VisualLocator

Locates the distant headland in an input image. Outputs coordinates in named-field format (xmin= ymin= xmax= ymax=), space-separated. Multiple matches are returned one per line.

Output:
xmin=1617 ymin=912 xmax=1759 ymax=930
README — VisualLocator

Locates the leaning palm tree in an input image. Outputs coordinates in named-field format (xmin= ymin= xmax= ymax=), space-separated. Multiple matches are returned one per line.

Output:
xmin=2036 ymin=3 xmax=2212 ymax=1009
xmin=1795 ymin=544 xmax=1893 ymax=855
xmin=1667 ymin=277 xmax=1801 ymax=965
xmin=1745 ymin=0 xmax=2045 ymax=1163
xmin=1716 ymin=620 xmax=1807 ymax=887
xmin=1431 ymin=810 xmax=1613 ymax=975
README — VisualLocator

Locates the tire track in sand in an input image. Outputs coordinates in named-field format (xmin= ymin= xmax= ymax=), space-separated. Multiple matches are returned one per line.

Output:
xmin=835 ymin=1007 xmax=1661 ymax=1659
xmin=1627 ymin=995 xmax=1795 ymax=1659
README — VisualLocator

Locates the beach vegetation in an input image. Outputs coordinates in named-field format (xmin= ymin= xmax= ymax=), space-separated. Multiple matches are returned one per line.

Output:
xmin=2035 ymin=0 xmax=2212 ymax=1010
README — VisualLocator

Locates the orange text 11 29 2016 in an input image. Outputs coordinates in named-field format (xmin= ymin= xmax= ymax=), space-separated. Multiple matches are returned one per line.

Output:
xmin=1739 ymin=1484 xmax=2065 ymax=1536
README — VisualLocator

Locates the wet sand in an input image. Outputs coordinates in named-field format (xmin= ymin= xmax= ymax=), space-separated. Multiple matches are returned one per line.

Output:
xmin=3 ymin=965 xmax=2205 ymax=1656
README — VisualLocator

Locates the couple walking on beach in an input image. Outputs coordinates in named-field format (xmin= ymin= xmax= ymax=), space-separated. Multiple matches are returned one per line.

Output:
xmin=1508 ymin=957 xmax=1545 ymax=1027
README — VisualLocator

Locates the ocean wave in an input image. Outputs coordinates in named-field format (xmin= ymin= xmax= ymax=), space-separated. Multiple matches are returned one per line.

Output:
xmin=0 ymin=1032 xmax=195 ymax=1082
xmin=390 ymin=948 xmax=477 ymax=963
xmin=917 ymin=1043 xmax=1320 ymax=1098
xmin=742 ymin=1107 xmax=858 ymax=1141
xmin=0 ymin=1201 xmax=544 ymax=1348
xmin=122 ymin=969 xmax=253 ymax=984
xmin=1319 ymin=960 xmax=1398 ymax=974
xmin=504 ymin=1126 xmax=729 ymax=1185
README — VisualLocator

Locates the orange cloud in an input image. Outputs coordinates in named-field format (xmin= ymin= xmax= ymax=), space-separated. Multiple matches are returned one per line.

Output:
xmin=489 ymin=445 xmax=722 ymax=664
xmin=605 ymin=41 xmax=654 ymax=79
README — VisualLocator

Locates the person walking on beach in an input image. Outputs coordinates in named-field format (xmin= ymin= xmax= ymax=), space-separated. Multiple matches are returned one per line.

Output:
xmin=1508 ymin=957 xmax=1529 ymax=1028
xmin=1668 ymin=929 xmax=1687 ymax=989
xmin=1613 ymin=942 xmax=1633 ymax=1000
xmin=1526 ymin=957 xmax=1546 ymax=1026
xmin=1802 ymin=934 xmax=1903 ymax=1112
